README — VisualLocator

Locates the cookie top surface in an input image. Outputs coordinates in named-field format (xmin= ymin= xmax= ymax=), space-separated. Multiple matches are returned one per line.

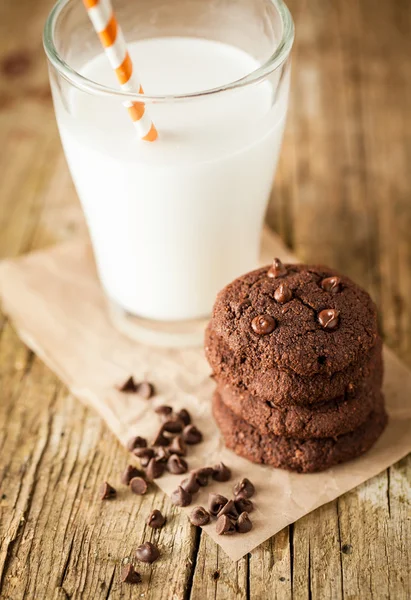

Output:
xmin=208 ymin=261 xmax=378 ymax=377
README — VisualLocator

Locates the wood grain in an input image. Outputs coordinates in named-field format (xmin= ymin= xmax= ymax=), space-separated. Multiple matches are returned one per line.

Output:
xmin=1 ymin=0 xmax=410 ymax=598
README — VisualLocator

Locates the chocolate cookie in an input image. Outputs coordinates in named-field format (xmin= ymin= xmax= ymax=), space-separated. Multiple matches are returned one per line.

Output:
xmin=206 ymin=326 xmax=382 ymax=406
xmin=212 ymin=390 xmax=387 ymax=473
xmin=218 ymin=367 xmax=382 ymax=439
xmin=206 ymin=262 xmax=378 ymax=379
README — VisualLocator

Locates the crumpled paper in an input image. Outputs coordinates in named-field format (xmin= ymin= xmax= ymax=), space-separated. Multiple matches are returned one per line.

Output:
xmin=1 ymin=229 xmax=410 ymax=561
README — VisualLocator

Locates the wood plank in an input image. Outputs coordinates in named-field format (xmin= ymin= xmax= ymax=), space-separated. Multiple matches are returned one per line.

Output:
xmin=249 ymin=526 xmax=292 ymax=600
xmin=292 ymin=503 xmax=343 ymax=600
xmin=190 ymin=531 xmax=248 ymax=599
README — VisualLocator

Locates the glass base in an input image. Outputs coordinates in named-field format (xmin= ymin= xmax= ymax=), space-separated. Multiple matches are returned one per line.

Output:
xmin=107 ymin=300 xmax=209 ymax=348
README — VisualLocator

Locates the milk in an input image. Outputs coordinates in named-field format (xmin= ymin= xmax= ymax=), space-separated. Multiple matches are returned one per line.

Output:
xmin=54 ymin=37 xmax=289 ymax=321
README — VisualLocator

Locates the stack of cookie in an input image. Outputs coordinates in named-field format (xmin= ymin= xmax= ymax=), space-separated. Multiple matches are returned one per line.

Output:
xmin=205 ymin=259 xmax=387 ymax=473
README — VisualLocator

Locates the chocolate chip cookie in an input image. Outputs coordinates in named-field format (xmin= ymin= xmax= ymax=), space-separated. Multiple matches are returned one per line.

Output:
xmin=217 ymin=366 xmax=382 ymax=439
xmin=212 ymin=390 xmax=387 ymax=473
xmin=205 ymin=263 xmax=381 ymax=406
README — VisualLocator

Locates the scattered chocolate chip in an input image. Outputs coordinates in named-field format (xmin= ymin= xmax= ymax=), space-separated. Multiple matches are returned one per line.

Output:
xmin=216 ymin=514 xmax=236 ymax=535
xmin=233 ymin=478 xmax=255 ymax=499
xmin=136 ymin=542 xmax=160 ymax=564
xmin=274 ymin=283 xmax=293 ymax=304
xmin=145 ymin=458 xmax=165 ymax=480
xmin=154 ymin=404 xmax=173 ymax=416
xmin=251 ymin=314 xmax=276 ymax=335
xmin=130 ymin=477 xmax=148 ymax=495
xmin=194 ymin=467 xmax=213 ymax=486
xmin=133 ymin=447 xmax=154 ymax=466
xmin=121 ymin=465 xmax=144 ymax=485
xmin=177 ymin=409 xmax=191 ymax=426
xmin=212 ymin=462 xmax=231 ymax=482
xmin=168 ymin=435 xmax=187 ymax=456
xmin=126 ymin=436 xmax=147 ymax=452
xmin=100 ymin=482 xmax=116 ymax=500
xmin=117 ymin=376 xmax=138 ymax=392
xmin=181 ymin=473 xmax=200 ymax=494
xmin=120 ymin=564 xmax=142 ymax=584
xmin=321 ymin=276 xmax=342 ymax=294
xmin=171 ymin=485 xmax=192 ymax=507
xmin=146 ymin=509 xmax=166 ymax=529
xmin=152 ymin=427 xmax=169 ymax=447
xmin=235 ymin=497 xmax=254 ymax=513
xmin=182 ymin=424 xmax=203 ymax=445
xmin=190 ymin=506 xmax=210 ymax=526
xmin=318 ymin=309 xmax=340 ymax=330
xmin=217 ymin=499 xmax=239 ymax=520
xmin=208 ymin=493 xmax=228 ymax=516
xmin=267 ymin=258 xmax=287 ymax=279
xmin=236 ymin=512 xmax=253 ymax=533
xmin=154 ymin=446 xmax=171 ymax=462
xmin=167 ymin=454 xmax=188 ymax=474
xmin=162 ymin=419 xmax=183 ymax=434
xmin=137 ymin=381 xmax=155 ymax=399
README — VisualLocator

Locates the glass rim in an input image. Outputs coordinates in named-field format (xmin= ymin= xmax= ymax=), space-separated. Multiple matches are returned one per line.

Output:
xmin=43 ymin=0 xmax=294 ymax=103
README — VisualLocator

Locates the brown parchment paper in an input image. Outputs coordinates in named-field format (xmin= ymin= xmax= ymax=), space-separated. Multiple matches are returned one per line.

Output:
xmin=1 ymin=229 xmax=411 ymax=562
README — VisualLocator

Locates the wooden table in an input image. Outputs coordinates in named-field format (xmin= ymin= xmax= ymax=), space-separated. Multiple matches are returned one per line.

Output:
xmin=1 ymin=0 xmax=410 ymax=598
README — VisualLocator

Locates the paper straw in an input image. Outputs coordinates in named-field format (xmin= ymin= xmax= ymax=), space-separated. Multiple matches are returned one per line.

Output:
xmin=83 ymin=0 xmax=158 ymax=142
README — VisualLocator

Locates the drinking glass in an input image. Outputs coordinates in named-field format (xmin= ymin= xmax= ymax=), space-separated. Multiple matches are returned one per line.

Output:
xmin=43 ymin=0 xmax=294 ymax=347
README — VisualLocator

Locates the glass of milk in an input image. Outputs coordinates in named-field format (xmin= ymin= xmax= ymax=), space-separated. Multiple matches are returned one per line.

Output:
xmin=44 ymin=0 xmax=294 ymax=347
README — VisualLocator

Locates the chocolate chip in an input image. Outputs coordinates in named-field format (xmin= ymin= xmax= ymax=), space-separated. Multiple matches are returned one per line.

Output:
xmin=145 ymin=458 xmax=165 ymax=480
xmin=190 ymin=506 xmax=210 ymax=526
xmin=171 ymin=486 xmax=192 ymax=507
xmin=151 ymin=427 xmax=169 ymax=447
xmin=274 ymin=283 xmax=293 ymax=304
xmin=136 ymin=542 xmax=160 ymax=564
xmin=100 ymin=482 xmax=116 ymax=500
xmin=137 ymin=381 xmax=155 ymax=399
xmin=167 ymin=454 xmax=188 ymax=474
xmin=217 ymin=499 xmax=238 ymax=520
xmin=251 ymin=314 xmax=276 ymax=335
xmin=168 ymin=435 xmax=187 ymax=456
xmin=267 ymin=258 xmax=287 ymax=279
xmin=235 ymin=497 xmax=254 ymax=513
xmin=146 ymin=509 xmax=166 ymax=529
xmin=321 ymin=276 xmax=342 ymax=294
xmin=318 ymin=309 xmax=340 ymax=330
xmin=182 ymin=424 xmax=203 ymax=445
xmin=154 ymin=404 xmax=173 ymax=416
xmin=126 ymin=436 xmax=147 ymax=452
xmin=118 ymin=376 xmax=138 ymax=392
xmin=162 ymin=419 xmax=183 ymax=434
xmin=236 ymin=512 xmax=253 ymax=533
xmin=181 ymin=473 xmax=200 ymax=494
xmin=133 ymin=447 xmax=154 ymax=466
xmin=193 ymin=467 xmax=213 ymax=486
xmin=212 ymin=462 xmax=231 ymax=482
xmin=208 ymin=493 xmax=228 ymax=516
xmin=130 ymin=477 xmax=148 ymax=495
xmin=215 ymin=514 xmax=236 ymax=535
xmin=120 ymin=564 xmax=142 ymax=584
xmin=121 ymin=465 xmax=144 ymax=485
xmin=177 ymin=409 xmax=191 ymax=426
xmin=154 ymin=446 xmax=171 ymax=462
xmin=233 ymin=478 xmax=255 ymax=499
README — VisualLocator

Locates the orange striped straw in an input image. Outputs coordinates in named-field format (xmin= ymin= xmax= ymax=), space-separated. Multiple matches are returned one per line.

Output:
xmin=83 ymin=0 xmax=158 ymax=142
